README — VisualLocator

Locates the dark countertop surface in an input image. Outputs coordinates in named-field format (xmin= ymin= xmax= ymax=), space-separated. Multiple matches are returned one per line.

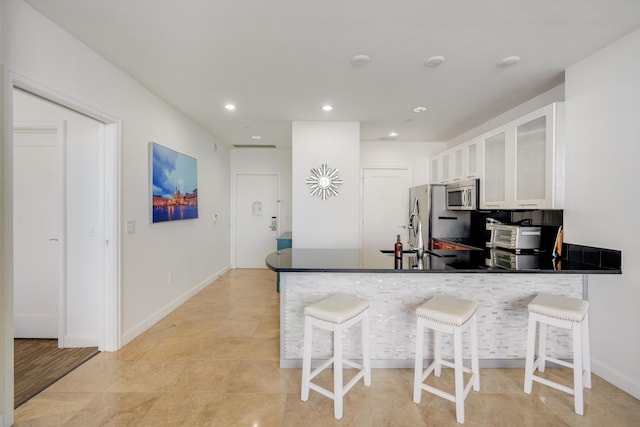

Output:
xmin=265 ymin=248 xmax=621 ymax=274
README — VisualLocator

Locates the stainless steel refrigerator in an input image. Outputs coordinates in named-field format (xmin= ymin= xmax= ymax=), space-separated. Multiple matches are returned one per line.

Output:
xmin=408 ymin=184 xmax=471 ymax=250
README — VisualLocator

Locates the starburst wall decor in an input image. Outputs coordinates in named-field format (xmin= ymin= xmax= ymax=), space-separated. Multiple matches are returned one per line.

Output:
xmin=306 ymin=164 xmax=343 ymax=200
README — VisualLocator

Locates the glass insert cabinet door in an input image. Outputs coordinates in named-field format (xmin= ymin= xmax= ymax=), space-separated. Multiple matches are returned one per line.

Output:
xmin=515 ymin=116 xmax=546 ymax=203
xmin=483 ymin=132 xmax=506 ymax=206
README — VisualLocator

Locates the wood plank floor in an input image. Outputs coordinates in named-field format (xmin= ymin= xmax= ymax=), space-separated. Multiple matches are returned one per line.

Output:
xmin=14 ymin=339 xmax=99 ymax=408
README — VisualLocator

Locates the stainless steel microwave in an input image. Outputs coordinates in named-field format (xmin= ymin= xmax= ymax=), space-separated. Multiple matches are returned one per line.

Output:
xmin=445 ymin=179 xmax=478 ymax=210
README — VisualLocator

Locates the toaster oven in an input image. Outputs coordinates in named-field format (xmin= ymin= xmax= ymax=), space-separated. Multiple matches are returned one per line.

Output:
xmin=488 ymin=224 xmax=542 ymax=252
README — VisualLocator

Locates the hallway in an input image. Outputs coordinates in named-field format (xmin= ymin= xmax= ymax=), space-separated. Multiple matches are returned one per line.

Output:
xmin=13 ymin=269 xmax=640 ymax=426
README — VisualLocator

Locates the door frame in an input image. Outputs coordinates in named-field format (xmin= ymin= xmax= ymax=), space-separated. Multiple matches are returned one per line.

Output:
xmin=2 ymin=72 xmax=122 ymax=423
xmin=232 ymin=172 xmax=280 ymax=268
xmin=360 ymin=166 xmax=412 ymax=252
xmin=13 ymin=121 xmax=66 ymax=346
xmin=11 ymin=76 xmax=122 ymax=352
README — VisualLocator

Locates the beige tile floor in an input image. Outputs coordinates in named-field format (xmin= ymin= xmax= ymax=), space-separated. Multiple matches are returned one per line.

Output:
xmin=14 ymin=269 xmax=640 ymax=426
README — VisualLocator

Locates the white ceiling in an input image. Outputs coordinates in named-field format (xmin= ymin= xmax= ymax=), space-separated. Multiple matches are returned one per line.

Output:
xmin=24 ymin=0 xmax=640 ymax=148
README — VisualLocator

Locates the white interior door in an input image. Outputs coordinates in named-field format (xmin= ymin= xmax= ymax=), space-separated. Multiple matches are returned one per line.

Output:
xmin=235 ymin=174 xmax=279 ymax=268
xmin=13 ymin=124 xmax=62 ymax=339
xmin=362 ymin=168 xmax=411 ymax=260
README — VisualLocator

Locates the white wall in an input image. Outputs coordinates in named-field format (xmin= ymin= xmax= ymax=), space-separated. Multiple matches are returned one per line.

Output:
xmin=1 ymin=7 xmax=231 ymax=422
xmin=292 ymin=121 xmax=360 ymax=249
xmin=361 ymin=140 xmax=447 ymax=186
xmin=564 ymin=29 xmax=640 ymax=398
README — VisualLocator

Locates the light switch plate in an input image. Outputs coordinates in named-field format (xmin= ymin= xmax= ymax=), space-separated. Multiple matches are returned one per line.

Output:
xmin=126 ymin=220 xmax=136 ymax=235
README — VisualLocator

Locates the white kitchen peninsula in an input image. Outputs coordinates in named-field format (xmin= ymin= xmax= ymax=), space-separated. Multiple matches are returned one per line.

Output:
xmin=266 ymin=247 xmax=620 ymax=369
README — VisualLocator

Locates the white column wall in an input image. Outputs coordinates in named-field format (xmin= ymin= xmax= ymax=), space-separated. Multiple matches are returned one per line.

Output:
xmin=292 ymin=121 xmax=360 ymax=249
xmin=565 ymin=29 xmax=640 ymax=398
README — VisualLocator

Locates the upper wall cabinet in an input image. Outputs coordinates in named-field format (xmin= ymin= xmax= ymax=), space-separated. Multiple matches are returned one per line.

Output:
xmin=481 ymin=131 xmax=509 ymax=208
xmin=480 ymin=102 xmax=565 ymax=209
xmin=432 ymin=139 xmax=484 ymax=184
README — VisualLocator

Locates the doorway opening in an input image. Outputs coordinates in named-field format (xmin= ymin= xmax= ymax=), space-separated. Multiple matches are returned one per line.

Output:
xmin=8 ymin=79 xmax=120 ymax=409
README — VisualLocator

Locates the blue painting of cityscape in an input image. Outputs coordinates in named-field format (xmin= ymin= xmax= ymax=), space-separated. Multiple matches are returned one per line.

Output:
xmin=151 ymin=142 xmax=198 ymax=223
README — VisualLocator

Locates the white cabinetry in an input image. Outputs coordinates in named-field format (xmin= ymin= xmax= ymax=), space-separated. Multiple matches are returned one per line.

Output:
xmin=431 ymin=157 xmax=440 ymax=183
xmin=439 ymin=152 xmax=451 ymax=182
xmin=480 ymin=103 xmax=564 ymax=209
xmin=431 ymin=139 xmax=483 ymax=184
xmin=431 ymin=152 xmax=452 ymax=183
xmin=462 ymin=139 xmax=483 ymax=180
xmin=481 ymin=131 xmax=509 ymax=208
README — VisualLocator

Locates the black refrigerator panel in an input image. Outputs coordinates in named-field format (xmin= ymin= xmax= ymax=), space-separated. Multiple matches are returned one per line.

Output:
xmin=408 ymin=184 xmax=471 ymax=250
xmin=429 ymin=185 xmax=470 ymax=242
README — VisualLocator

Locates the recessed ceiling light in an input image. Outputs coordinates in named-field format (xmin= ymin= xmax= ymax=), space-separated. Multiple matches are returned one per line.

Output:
xmin=251 ymin=135 xmax=262 ymax=140
xmin=425 ymin=56 xmax=445 ymax=67
xmin=413 ymin=106 xmax=427 ymax=113
xmin=351 ymin=54 xmax=371 ymax=66
xmin=322 ymin=105 xmax=333 ymax=112
xmin=388 ymin=132 xmax=399 ymax=138
xmin=497 ymin=56 xmax=521 ymax=67
xmin=224 ymin=103 xmax=236 ymax=111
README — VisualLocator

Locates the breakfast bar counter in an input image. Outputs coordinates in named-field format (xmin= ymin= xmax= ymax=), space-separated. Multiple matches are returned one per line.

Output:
xmin=266 ymin=247 xmax=620 ymax=368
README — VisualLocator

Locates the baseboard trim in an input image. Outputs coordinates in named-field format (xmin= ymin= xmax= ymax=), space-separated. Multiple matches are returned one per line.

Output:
xmin=121 ymin=265 xmax=231 ymax=347
xmin=592 ymin=357 xmax=640 ymax=399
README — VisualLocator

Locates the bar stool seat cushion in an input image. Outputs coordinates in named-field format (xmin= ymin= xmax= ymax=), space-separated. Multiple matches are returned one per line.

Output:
xmin=304 ymin=293 xmax=370 ymax=323
xmin=417 ymin=295 xmax=478 ymax=326
xmin=528 ymin=294 xmax=589 ymax=322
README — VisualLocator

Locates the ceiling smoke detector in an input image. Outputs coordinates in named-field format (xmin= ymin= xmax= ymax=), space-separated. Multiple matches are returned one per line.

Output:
xmin=351 ymin=54 xmax=371 ymax=66
xmin=425 ymin=56 xmax=445 ymax=67
xmin=497 ymin=56 xmax=521 ymax=67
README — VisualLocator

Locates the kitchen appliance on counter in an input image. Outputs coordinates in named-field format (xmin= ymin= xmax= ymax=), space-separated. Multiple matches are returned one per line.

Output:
xmin=485 ymin=249 xmax=560 ymax=270
xmin=445 ymin=179 xmax=479 ymax=211
xmin=408 ymin=184 xmax=471 ymax=251
xmin=487 ymin=223 xmax=542 ymax=252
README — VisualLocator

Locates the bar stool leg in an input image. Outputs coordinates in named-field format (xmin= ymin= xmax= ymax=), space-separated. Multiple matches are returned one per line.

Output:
xmin=413 ymin=317 xmax=425 ymax=404
xmin=524 ymin=314 xmax=537 ymax=394
xmin=572 ymin=322 xmax=584 ymax=415
xmin=362 ymin=311 xmax=371 ymax=386
xmin=583 ymin=313 xmax=592 ymax=389
xmin=434 ymin=329 xmax=442 ymax=377
xmin=334 ymin=323 xmax=344 ymax=420
xmin=301 ymin=316 xmax=312 ymax=401
xmin=470 ymin=315 xmax=480 ymax=391
xmin=454 ymin=327 xmax=465 ymax=424
xmin=538 ymin=322 xmax=547 ymax=372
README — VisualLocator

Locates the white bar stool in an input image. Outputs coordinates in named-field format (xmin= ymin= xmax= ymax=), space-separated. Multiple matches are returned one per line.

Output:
xmin=524 ymin=293 xmax=591 ymax=415
xmin=301 ymin=293 xmax=371 ymax=420
xmin=413 ymin=295 xmax=480 ymax=424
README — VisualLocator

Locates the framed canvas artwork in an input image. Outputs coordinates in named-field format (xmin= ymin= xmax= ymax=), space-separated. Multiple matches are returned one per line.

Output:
xmin=150 ymin=142 xmax=198 ymax=223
